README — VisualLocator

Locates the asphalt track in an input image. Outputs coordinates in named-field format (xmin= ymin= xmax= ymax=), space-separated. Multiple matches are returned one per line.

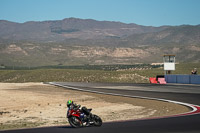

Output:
xmin=1 ymin=82 xmax=200 ymax=133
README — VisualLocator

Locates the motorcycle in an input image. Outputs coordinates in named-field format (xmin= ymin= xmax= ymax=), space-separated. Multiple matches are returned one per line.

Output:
xmin=67 ymin=107 xmax=102 ymax=128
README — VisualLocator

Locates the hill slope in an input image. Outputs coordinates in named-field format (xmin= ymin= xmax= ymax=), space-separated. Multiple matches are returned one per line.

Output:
xmin=127 ymin=25 xmax=200 ymax=46
xmin=0 ymin=18 xmax=166 ymax=41
xmin=0 ymin=18 xmax=200 ymax=66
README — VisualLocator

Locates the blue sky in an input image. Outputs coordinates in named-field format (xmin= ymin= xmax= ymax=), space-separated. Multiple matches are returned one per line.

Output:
xmin=0 ymin=0 xmax=200 ymax=26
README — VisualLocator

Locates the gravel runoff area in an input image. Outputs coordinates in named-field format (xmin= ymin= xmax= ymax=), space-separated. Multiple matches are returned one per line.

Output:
xmin=0 ymin=83 xmax=191 ymax=130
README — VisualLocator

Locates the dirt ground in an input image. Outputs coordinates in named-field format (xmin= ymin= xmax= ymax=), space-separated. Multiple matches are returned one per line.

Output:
xmin=0 ymin=83 xmax=190 ymax=130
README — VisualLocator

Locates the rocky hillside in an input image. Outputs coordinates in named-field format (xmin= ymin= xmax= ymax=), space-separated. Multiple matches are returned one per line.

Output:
xmin=0 ymin=18 xmax=166 ymax=41
xmin=0 ymin=18 xmax=200 ymax=66
xmin=0 ymin=42 xmax=200 ymax=67
xmin=126 ymin=25 xmax=200 ymax=46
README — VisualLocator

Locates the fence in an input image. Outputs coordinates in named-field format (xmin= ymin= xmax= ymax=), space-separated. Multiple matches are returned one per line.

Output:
xmin=165 ymin=75 xmax=200 ymax=84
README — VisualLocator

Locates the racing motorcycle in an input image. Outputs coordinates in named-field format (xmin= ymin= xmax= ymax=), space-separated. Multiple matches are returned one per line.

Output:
xmin=67 ymin=107 xmax=102 ymax=128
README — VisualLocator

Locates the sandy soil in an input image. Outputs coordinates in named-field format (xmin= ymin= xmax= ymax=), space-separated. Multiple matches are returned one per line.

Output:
xmin=0 ymin=83 xmax=190 ymax=130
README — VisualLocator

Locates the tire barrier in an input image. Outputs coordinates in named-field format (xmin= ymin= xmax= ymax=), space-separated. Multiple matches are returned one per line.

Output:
xmin=150 ymin=75 xmax=166 ymax=84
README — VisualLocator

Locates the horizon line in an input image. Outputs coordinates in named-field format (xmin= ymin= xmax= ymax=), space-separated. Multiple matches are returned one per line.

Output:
xmin=1 ymin=17 xmax=199 ymax=27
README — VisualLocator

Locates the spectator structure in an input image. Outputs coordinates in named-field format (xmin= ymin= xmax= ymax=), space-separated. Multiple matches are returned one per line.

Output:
xmin=163 ymin=55 xmax=175 ymax=75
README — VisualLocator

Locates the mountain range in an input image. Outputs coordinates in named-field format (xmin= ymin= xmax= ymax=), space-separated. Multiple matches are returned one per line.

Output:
xmin=0 ymin=18 xmax=200 ymax=66
xmin=0 ymin=18 xmax=168 ymax=41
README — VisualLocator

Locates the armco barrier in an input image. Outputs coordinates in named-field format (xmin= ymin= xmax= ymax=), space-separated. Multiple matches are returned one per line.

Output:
xmin=177 ymin=75 xmax=190 ymax=84
xmin=191 ymin=75 xmax=200 ymax=84
xmin=165 ymin=75 xmax=200 ymax=84
xmin=165 ymin=75 xmax=177 ymax=83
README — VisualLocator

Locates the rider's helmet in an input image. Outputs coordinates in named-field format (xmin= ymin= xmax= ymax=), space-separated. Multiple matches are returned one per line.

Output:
xmin=67 ymin=100 xmax=73 ymax=107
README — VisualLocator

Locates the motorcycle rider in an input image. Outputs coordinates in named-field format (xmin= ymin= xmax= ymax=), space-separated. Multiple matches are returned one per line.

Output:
xmin=67 ymin=100 xmax=94 ymax=124
xmin=67 ymin=100 xmax=80 ymax=110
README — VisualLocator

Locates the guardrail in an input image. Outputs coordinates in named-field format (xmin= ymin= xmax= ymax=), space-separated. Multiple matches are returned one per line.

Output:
xmin=165 ymin=75 xmax=200 ymax=84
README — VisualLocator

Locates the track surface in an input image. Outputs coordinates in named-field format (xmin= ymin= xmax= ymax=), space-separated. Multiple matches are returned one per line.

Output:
xmin=1 ymin=82 xmax=200 ymax=133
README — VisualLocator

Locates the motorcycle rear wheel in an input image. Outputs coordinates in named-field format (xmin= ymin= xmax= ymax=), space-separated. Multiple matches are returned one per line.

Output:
xmin=68 ymin=116 xmax=83 ymax=128
xmin=93 ymin=115 xmax=102 ymax=127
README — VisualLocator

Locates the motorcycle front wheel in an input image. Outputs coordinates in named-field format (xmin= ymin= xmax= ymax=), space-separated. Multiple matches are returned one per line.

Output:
xmin=68 ymin=116 xmax=83 ymax=128
xmin=93 ymin=115 xmax=102 ymax=127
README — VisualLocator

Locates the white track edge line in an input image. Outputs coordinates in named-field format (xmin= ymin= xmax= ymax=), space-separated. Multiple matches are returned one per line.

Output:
xmin=49 ymin=82 xmax=198 ymax=116
xmin=1 ymin=82 xmax=198 ymax=131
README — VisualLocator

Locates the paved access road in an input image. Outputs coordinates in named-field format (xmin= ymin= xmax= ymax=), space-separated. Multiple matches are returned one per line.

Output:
xmin=1 ymin=82 xmax=200 ymax=133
